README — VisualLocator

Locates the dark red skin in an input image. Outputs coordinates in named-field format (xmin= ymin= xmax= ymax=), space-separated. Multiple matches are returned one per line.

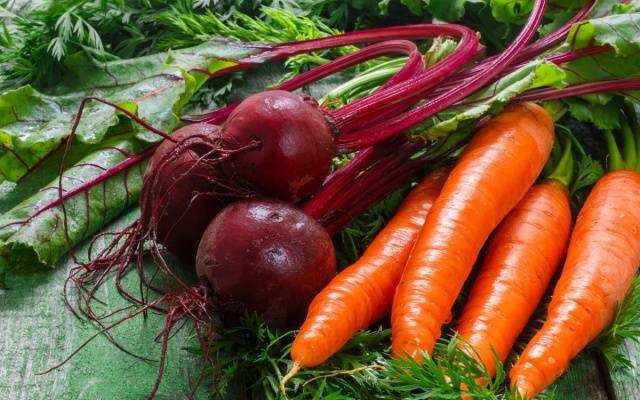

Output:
xmin=195 ymin=198 xmax=336 ymax=328
xmin=222 ymin=90 xmax=335 ymax=203
xmin=141 ymin=123 xmax=228 ymax=263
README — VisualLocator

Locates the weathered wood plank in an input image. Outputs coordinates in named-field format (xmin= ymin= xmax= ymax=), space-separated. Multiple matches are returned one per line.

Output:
xmin=548 ymin=352 xmax=609 ymax=400
xmin=608 ymin=338 xmax=640 ymax=400
xmin=0 ymin=210 xmax=206 ymax=400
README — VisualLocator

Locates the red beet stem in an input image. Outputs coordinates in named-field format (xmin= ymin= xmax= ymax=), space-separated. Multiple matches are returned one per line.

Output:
xmin=510 ymin=0 xmax=595 ymax=64
xmin=198 ymin=24 xmax=480 ymax=88
xmin=310 ymin=140 xmax=429 ymax=235
xmin=452 ymin=0 xmax=595 ymax=79
xmin=545 ymin=45 xmax=612 ymax=65
xmin=330 ymin=26 xmax=479 ymax=131
xmin=187 ymin=39 xmax=425 ymax=124
xmin=187 ymin=0 xmax=592 ymax=127
xmin=429 ymin=1 xmax=599 ymax=96
xmin=517 ymin=78 xmax=640 ymax=101
xmin=281 ymin=40 xmax=424 ymax=93
xmin=255 ymin=24 xmax=478 ymax=63
xmin=335 ymin=0 xmax=548 ymax=152
xmin=303 ymin=139 xmax=424 ymax=230
xmin=186 ymin=23 xmax=482 ymax=125
xmin=302 ymin=144 xmax=398 ymax=220
xmin=322 ymin=160 xmax=423 ymax=235
xmin=427 ymin=45 xmax=612 ymax=103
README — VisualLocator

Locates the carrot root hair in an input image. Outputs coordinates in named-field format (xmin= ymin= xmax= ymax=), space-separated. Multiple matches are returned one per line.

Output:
xmin=279 ymin=362 xmax=301 ymax=394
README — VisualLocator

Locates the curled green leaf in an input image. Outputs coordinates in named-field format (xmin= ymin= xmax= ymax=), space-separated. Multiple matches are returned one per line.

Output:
xmin=0 ymin=137 xmax=146 ymax=277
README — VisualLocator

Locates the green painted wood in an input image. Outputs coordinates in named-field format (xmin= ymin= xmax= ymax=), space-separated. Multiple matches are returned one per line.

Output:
xmin=0 ymin=210 xmax=206 ymax=400
xmin=608 ymin=338 xmax=640 ymax=399
xmin=547 ymin=352 xmax=609 ymax=400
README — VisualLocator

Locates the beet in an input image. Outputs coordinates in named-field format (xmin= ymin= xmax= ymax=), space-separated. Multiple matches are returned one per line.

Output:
xmin=195 ymin=198 xmax=336 ymax=328
xmin=222 ymin=90 xmax=335 ymax=203
xmin=141 ymin=123 xmax=228 ymax=263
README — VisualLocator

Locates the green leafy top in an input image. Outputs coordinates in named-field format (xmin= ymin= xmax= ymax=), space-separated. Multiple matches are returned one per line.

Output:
xmin=0 ymin=0 xmax=422 ymax=90
xmin=0 ymin=37 xmax=265 ymax=283
xmin=567 ymin=13 xmax=640 ymax=56
xmin=0 ymin=39 xmax=258 ymax=184
xmin=0 ymin=136 xmax=145 ymax=278
xmin=0 ymin=0 xmax=271 ymax=89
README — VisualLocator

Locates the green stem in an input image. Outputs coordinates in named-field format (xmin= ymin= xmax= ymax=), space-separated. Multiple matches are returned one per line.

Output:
xmin=547 ymin=136 xmax=574 ymax=188
xmin=543 ymin=138 xmax=563 ymax=177
xmin=559 ymin=125 xmax=588 ymax=157
xmin=604 ymin=129 xmax=625 ymax=171
xmin=320 ymin=62 xmax=404 ymax=105
xmin=621 ymin=118 xmax=637 ymax=170
xmin=623 ymin=102 xmax=640 ymax=171
xmin=359 ymin=57 xmax=407 ymax=74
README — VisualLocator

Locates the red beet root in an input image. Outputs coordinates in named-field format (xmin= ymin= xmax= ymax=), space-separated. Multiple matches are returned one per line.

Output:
xmin=140 ymin=123 xmax=228 ymax=263
xmin=222 ymin=90 xmax=335 ymax=202
xmin=195 ymin=198 xmax=336 ymax=328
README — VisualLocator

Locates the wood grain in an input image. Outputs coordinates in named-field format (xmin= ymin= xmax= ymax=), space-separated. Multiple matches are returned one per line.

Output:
xmin=0 ymin=210 xmax=206 ymax=400
xmin=548 ymin=352 xmax=610 ymax=400
xmin=609 ymin=338 xmax=640 ymax=400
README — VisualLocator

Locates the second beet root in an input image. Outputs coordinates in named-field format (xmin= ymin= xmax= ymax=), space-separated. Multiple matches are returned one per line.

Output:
xmin=195 ymin=198 xmax=336 ymax=328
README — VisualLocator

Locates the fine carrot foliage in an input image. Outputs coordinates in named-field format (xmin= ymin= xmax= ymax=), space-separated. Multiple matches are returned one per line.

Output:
xmin=200 ymin=313 xmax=392 ymax=400
xmin=193 ymin=313 xmax=567 ymax=400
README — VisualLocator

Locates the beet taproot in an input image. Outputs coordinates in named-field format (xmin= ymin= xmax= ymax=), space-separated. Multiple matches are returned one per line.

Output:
xmin=195 ymin=198 xmax=336 ymax=328
xmin=222 ymin=90 xmax=335 ymax=203
xmin=140 ymin=123 xmax=228 ymax=263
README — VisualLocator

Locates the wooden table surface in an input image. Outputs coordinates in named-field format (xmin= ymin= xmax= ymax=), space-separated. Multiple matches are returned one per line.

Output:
xmin=0 ymin=209 xmax=208 ymax=400
xmin=551 ymin=350 xmax=637 ymax=399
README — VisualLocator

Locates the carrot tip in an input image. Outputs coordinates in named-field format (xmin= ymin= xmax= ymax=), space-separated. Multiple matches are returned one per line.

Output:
xmin=280 ymin=362 xmax=301 ymax=394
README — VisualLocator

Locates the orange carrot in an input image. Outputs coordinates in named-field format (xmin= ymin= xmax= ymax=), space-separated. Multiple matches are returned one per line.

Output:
xmin=510 ymin=170 xmax=640 ymax=398
xmin=391 ymin=102 xmax=554 ymax=360
xmin=456 ymin=180 xmax=571 ymax=377
xmin=290 ymin=167 xmax=450 ymax=369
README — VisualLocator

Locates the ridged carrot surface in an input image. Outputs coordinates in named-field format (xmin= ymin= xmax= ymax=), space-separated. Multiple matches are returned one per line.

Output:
xmin=510 ymin=170 xmax=640 ymax=398
xmin=391 ymin=102 xmax=555 ymax=360
xmin=291 ymin=167 xmax=449 ymax=367
xmin=456 ymin=180 xmax=571 ymax=377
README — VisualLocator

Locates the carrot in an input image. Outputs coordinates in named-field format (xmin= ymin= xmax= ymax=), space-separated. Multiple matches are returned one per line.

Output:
xmin=456 ymin=180 xmax=571 ymax=377
xmin=510 ymin=170 xmax=640 ymax=398
xmin=391 ymin=102 xmax=555 ymax=360
xmin=289 ymin=167 xmax=449 ymax=372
